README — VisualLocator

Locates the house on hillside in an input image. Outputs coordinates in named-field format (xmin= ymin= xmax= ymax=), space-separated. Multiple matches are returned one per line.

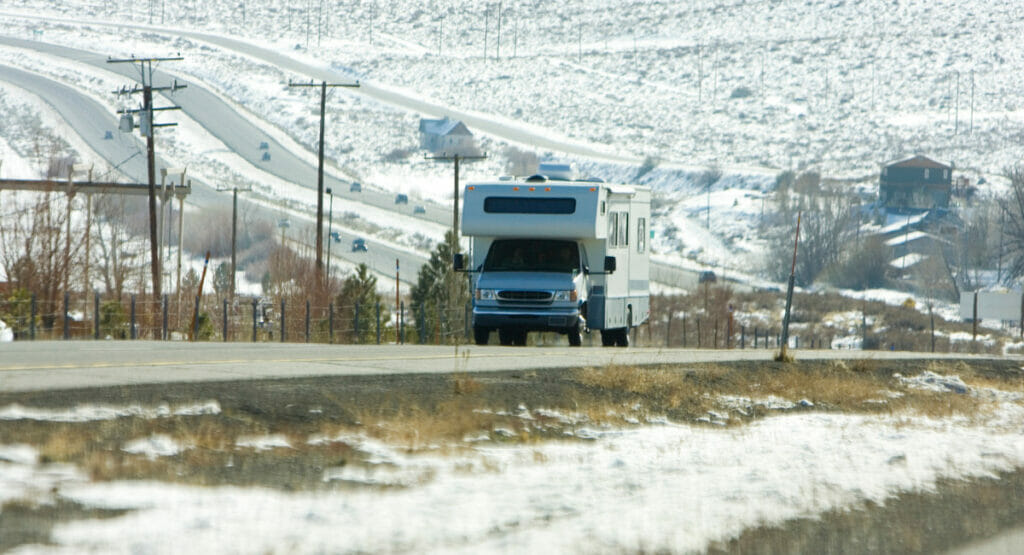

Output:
xmin=879 ymin=155 xmax=953 ymax=210
xmin=418 ymin=117 xmax=476 ymax=155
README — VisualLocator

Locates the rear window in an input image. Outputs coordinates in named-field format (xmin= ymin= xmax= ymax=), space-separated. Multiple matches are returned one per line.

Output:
xmin=483 ymin=197 xmax=576 ymax=214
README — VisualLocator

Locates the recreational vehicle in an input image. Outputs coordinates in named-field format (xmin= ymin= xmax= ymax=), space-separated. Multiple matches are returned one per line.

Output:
xmin=454 ymin=175 xmax=651 ymax=346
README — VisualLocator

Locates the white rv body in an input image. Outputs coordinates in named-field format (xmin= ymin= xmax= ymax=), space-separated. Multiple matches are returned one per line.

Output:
xmin=460 ymin=177 xmax=650 ymax=346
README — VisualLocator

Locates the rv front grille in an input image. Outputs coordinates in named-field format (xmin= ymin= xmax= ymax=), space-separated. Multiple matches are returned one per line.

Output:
xmin=498 ymin=290 xmax=552 ymax=302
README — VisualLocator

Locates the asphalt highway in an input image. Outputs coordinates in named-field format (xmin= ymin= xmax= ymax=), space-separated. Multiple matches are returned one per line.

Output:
xmin=0 ymin=340 xmax=1011 ymax=393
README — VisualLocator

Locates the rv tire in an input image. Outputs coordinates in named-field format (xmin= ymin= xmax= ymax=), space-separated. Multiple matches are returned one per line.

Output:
xmin=567 ymin=324 xmax=582 ymax=347
xmin=498 ymin=328 xmax=515 ymax=346
xmin=473 ymin=326 xmax=490 ymax=346
xmin=513 ymin=329 xmax=528 ymax=346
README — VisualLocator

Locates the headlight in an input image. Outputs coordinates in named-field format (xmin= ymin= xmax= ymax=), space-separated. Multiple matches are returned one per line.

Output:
xmin=553 ymin=290 xmax=577 ymax=302
xmin=476 ymin=289 xmax=497 ymax=301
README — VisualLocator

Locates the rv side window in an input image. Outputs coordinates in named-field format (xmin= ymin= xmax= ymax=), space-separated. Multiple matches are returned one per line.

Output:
xmin=608 ymin=213 xmax=618 ymax=246
xmin=483 ymin=197 xmax=576 ymax=214
xmin=618 ymin=212 xmax=628 ymax=247
xmin=637 ymin=218 xmax=646 ymax=253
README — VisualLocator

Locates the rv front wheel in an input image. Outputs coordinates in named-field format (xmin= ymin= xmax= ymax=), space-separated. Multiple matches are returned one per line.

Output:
xmin=498 ymin=328 xmax=516 ymax=346
xmin=567 ymin=324 xmax=582 ymax=347
xmin=473 ymin=326 xmax=490 ymax=346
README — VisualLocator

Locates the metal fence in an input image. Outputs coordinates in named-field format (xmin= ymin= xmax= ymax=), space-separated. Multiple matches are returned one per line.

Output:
xmin=1 ymin=290 xmax=845 ymax=350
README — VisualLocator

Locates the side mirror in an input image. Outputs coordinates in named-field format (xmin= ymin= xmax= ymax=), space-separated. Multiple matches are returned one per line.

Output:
xmin=604 ymin=256 xmax=616 ymax=273
xmin=453 ymin=253 xmax=465 ymax=271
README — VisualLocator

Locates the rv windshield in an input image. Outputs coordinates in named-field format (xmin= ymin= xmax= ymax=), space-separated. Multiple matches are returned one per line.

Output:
xmin=483 ymin=239 xmax=580 ymax=273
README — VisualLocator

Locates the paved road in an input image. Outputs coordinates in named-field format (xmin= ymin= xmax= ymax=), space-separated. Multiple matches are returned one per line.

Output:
xmin=0 ymin=341 xmax=1009 ymax=393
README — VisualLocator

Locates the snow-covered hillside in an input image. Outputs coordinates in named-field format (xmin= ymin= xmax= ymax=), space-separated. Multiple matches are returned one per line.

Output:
xmin=3 ymin=0 xmax=1021 ymax=180
xmin=0 ymin=0 xmax=1019 ymax=284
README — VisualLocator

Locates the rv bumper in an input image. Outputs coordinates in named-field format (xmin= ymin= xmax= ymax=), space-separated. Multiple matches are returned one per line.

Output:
xmin=473 ymin=307 xmax=582 ymax=331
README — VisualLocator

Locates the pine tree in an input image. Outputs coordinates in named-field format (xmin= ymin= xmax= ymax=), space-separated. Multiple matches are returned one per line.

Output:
xmin=410 ymin=231 xmax=470 ymax=344
xmin=213 ymin=262 xmax=231 ymax=298
xmin=335 ymin=263 xmax=388 ymax=343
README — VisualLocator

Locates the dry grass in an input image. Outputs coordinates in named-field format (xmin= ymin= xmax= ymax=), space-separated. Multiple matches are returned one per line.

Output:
xmin=451 ymin=373 xmax=484 ymax=396
xmin=4 ymin=358 xmax=1022 ymax=490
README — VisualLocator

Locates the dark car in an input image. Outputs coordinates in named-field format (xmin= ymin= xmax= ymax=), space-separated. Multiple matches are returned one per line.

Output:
xmin=351 ymin=238 xmax=368 ymax=252
xmin=395 ymin=193 xmax=409 ymax=204
xmin=698 ymin=270 xmax=717 ymax=284
xmin=413 ymin=205 xmax=426 ymax=214
xmin=350 ymin=182 xmax=362 ymax=193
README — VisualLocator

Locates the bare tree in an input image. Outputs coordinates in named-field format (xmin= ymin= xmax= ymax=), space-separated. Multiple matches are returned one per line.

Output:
xmin=1000 ymin=167 xmax=1024 ymax=282
xmin=0 ymin=190 xmax=81 ymax=327
xmin=93 ymin=194 xmax=147 ymax=299
xmin=959 ymin=198 xmax=999 ymax=289
xmin=768 ymin=194 xmax=855 ymax=286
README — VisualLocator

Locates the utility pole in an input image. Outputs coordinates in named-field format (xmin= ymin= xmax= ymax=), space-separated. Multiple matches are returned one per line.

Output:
xmin=954 ymin=70 xmax=960 ymax=135
xmin=326 ymin=186 xmax=334 ymax=286
xmin=697 ymin=43 xmax=703 ymax=103
xmin=317 ymin=0 xmax=324 ymax=46
xmin=427 ymin=152 xmax=488 ymax=252
xmin=305 ymin=0 xmax=311 ymax=48
xmin=216 ymin=186 xmax=252 ymax=298
xmin=287 ymin=79 xmax=359 ymax=290
xmin=496 ymin=2 xmax=502 ymax=60
xmin=108 ymin=54 xmax=185 ymax=315
xmin=970 ymin=69 xmax=975 ymax=134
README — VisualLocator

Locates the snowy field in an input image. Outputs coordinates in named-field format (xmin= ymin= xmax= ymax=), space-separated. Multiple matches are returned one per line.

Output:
xmin=3 ymin=0 xmax=1021 ymax=180
xmin=1 ymin=0 xmax=1021 ymax=284
xmin=2 ymin=371 xmax=1024 ymax=552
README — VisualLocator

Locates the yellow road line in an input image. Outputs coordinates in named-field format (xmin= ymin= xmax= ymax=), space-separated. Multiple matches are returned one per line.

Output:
xmin=0 ymin=351 xmax=572 ymax=373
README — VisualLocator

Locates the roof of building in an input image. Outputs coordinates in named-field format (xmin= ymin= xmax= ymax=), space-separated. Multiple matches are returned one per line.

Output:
xmin=419 ymin=117 xmax=472 ymax=137
xmin=885 ymin=155 xmax=951 ymax=170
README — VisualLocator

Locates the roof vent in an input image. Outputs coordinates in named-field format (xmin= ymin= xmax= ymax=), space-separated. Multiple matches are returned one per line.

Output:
xmin=525 ymin=174 xmax=548 ymax=183
xmin=537 ymin=162 xmax=577 ymax=181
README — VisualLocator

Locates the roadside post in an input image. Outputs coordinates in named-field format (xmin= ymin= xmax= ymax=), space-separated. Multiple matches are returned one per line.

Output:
xmin=777 ymin=211 xmax=801 ymax=362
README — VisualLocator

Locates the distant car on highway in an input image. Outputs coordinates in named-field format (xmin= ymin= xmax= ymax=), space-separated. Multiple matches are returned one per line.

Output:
xmin=259 ymin=141 xmax=269 ymax=150
xmin=698 ymin=270 xmax=717 ymax=284
xmin=395 ymin=193 xmax=408 ymax=204
xmin=413 ymin=205 xmax=426 ymax=214
xmin=351 ymin=238 xmax=368 ymax=252
xmin=350 ymin=182 xmax=362 ymax=192
xmin=261 ymin=151 xmax=271 ymax=162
